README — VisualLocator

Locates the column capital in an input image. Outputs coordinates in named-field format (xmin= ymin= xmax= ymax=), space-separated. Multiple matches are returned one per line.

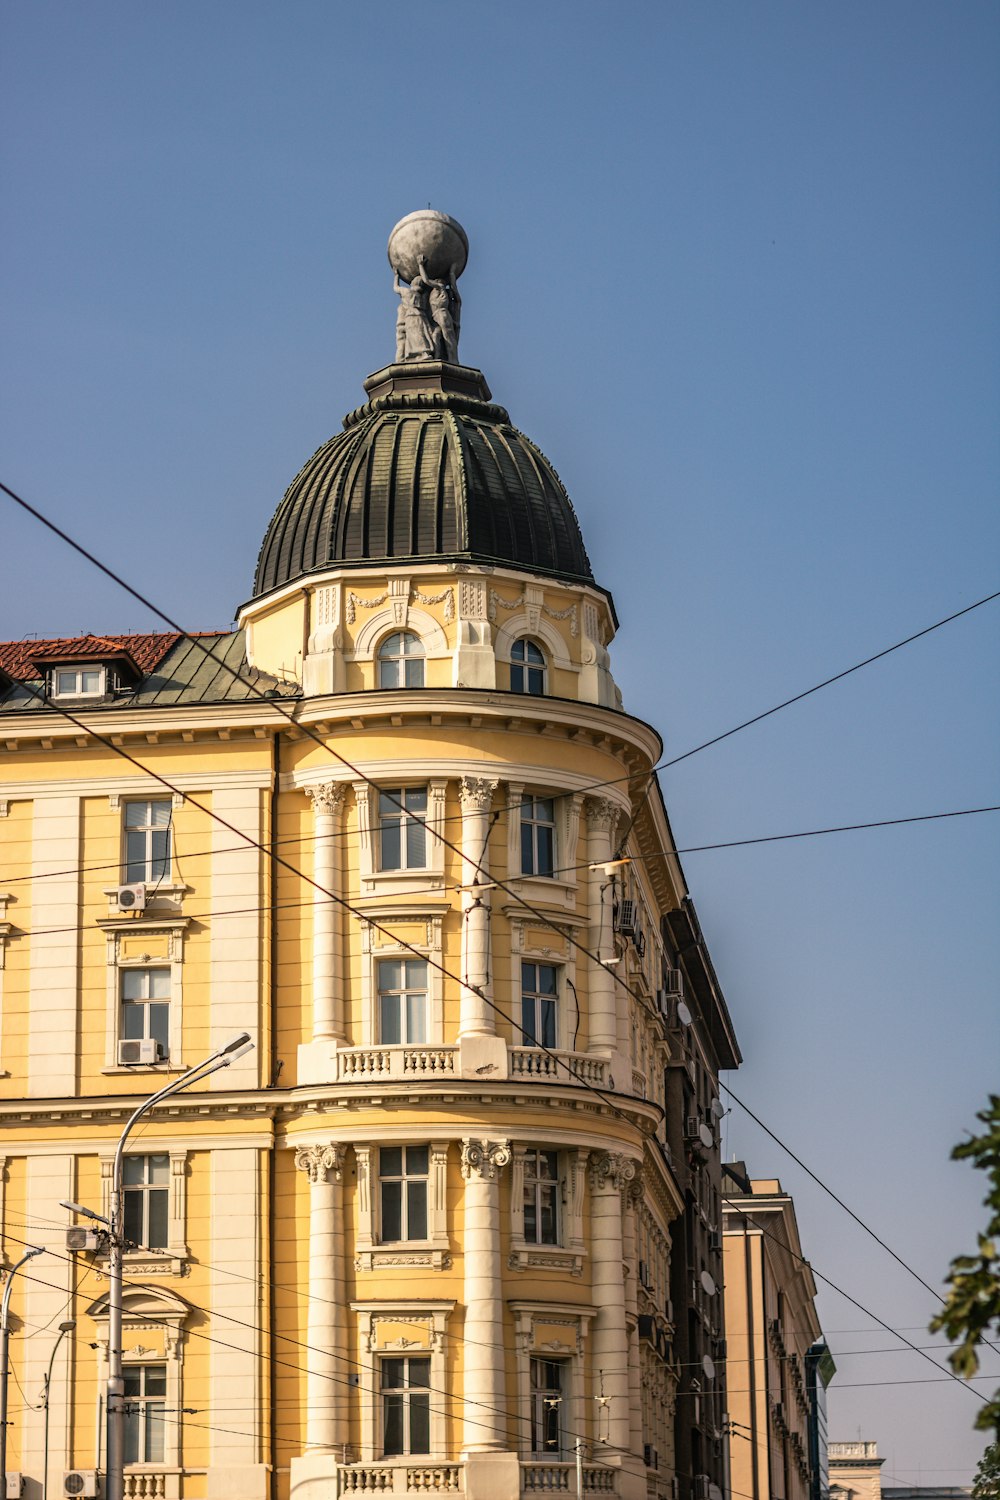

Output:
xmin=588 ymin=1149 xmax=638 ymax=1194
xmin=294 ymin=1143 xmax=345 ymax=1185
xmin=585 ymin=796 xmax=621 ymax=835
xmin=460 ymin=775 xmax=499 ymax=814
xmin=306 ymin=782 xmax=347 ymax=818
xmin=461 ymin=1137 xmax=512 ymax=1180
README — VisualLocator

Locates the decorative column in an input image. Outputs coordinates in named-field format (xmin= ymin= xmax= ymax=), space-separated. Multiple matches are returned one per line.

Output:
xmin=588 ymin=1152 xmax=635 ymax=1456
xmin=459 ymin=777 xmax=498 ymax=1038
xmin=306 ymin=784 xmax=346 ymax=1043
xmin=294 ymin=1144 xmax=347 ymax=1454
xmin=623 ymin=1177 xmax=644 ymax=1461
xmin=460 ymin=1139 xmax=511 ymax=1453
xmin=585 ymin=798 xmax=620 ymax=1057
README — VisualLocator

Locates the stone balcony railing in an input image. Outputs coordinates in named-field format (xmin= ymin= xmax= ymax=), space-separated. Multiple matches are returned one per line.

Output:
xmin=335 ymin=1462 xmax=618 ymax=1496
xmin=123 ymin=1472 xmax=169 ymax=1498
xmin=332 ymin=1045 xmax=610 ymax=1088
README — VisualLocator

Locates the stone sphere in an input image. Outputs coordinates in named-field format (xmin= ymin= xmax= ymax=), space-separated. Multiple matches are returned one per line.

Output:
xmin=388 ymin=210 xmax=469 ymax=284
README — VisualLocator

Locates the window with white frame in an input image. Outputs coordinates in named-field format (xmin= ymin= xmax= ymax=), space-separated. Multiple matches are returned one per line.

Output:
xmin=381 ymin=1355 xmax=431 ymax=1455
xmin=120 ymin=968 xmax=170 ymax=1055
xmin=378 ymin=958 xmax=428 ymax=1044
xmin=378 ymin=788 xmax=428 ymax=870
xmin=529 ymin=1357 xmax=566 ymax=1455
xmin=123 ymin=1363 xmax=166 ymax=1464
xmin=378 ymin=632 xmax=425 ymax=689
xmin=520 ymin=796 xmax=555 ymax=877
xmin=124 ymin=800 xmax=172 ymax=883
xmin=523 ymin=1149 xmax=559 ymax=1245
xmin=510 ymin=638 xmax=546 ymax=695
xmin=521 ymin=962 xmax=558 ymax=1049
xmin=52 ymin=665 xmax=106 ymax=698
xmin=379 ymin=1146 xmax=429 ymax=1242
xmin=123 ymin=1154 xmax=169 ymax=1249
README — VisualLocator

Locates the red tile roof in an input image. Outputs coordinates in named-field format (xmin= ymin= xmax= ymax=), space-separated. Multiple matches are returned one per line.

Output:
xmin=0 ymin=632 xmax=220 ymax=681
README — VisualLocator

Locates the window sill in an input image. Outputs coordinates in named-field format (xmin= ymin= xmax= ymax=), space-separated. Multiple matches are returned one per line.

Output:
xmin=102 ymin=1063 xmax=188 ymax=1076
xmin=360 ymin=871 xmax=446 ymax=898
xmin=355 ymin=1244 xmax=451 ymax=1272
xmin=98 ymin=1248 xmax=189 ymax=1276
xmin=508 ymin=1244 xmax=584 ymax=1276
xmin=504 ymin=875 xmax=579 ymax=909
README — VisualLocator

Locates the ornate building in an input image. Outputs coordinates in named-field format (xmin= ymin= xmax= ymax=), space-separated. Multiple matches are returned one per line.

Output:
xmin=0 ymin=213 xmax=739 ymax=1500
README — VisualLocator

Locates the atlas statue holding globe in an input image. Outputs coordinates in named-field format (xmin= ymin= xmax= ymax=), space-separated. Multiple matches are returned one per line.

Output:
xmin=388 ymin=210 xmax=468 ymax=364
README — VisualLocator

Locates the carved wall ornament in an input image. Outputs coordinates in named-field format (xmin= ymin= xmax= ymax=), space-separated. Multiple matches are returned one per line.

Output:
xmin=306 ymin=783 xmax=347 ymax=819
xmin=411 ymin=588 xmax=455 ymax=622
xmin=588 ymin=1150 xmax=638 ymax=1194
xmin=459 ymin=581 xmax=487 ymax=620
xmin=461 ymin=1138 xmax=512 ymax=1180
xmin=345 ymin=591 xmax=389 ymax=626
xmin=487 ymin=589 xmax=578 ymax=637
xmin=459 ymin=776 xmax=498 ymax=814
xmin=294 ymin=1144 xmax=345 ymax=1185
xmin=488 ymin=590 xmax=525 ymax=623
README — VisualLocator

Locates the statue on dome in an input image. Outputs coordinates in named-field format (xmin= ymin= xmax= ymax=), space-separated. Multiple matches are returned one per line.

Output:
xmin=388 ymin=210 xmax=469 ymax=365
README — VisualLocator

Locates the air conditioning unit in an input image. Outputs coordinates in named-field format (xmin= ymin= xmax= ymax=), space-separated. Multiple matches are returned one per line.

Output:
xmin=63 ymin=1474 xmax=100 ymax=1498
xmin=708 ymin=1230 xmax=722 ymax=1252
xmin=5 ymin=1474 xmax=24 ymax=1498
xmin=615 ymin=899 xmax=637 ymax=936
xmin=684 ymin=1116 xmax=702 ymax=1141
xmin=695 ymin=1476 xmax=711 ymax=1500
xmin=117 ymin=1037 xmax=163 ymax=1066
xmin=643 ymin=1446 xmax=658 ymax=1471
xmin=114 ymin=883 xmax=146 ymax=912
xmin=66 ymin=1227 xmax=101 ymax=1254
xmin=662 ymin=967 xmax=683 ymax=995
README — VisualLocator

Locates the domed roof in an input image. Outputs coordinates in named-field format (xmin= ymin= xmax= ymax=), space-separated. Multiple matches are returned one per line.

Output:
xmin=252 ymin=363 xmax=593 ymax=599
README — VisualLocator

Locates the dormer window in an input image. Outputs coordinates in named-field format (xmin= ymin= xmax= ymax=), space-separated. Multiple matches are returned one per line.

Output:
xmin=53 ymin=666 xmax=106 ymax=698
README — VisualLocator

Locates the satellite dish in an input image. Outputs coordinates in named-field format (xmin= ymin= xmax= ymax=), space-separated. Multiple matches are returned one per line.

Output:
xmin=677 ymin=1000 xmax=692 ymax=1027
xmin=700 ymin=1270 xmax=716 ymax=1296
xmin=702 ymin=1354 xmax=715 ymax=1380
xmin=698 ymin=1122 xmax=715 ymax=1150
xmin=710 ymin=1097 xmax=725 ymax=1120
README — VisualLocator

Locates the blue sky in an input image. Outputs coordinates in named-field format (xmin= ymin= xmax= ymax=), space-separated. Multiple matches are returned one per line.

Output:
xmin=3 ymin=1 xmax=999 ymax=1480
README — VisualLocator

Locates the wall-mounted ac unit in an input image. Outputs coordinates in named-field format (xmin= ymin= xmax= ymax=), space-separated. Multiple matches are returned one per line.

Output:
xmin=708 ymin=1230 xmax=722 ymax=1252
xmin=117 ymin=1038 xmax=163 ymax=1066
xmin=684 ymin=1116 xmax=702 ymax=1141
xmin=63 ymin=1474 xmax=100 ymax=1498
xmin=662 ymin=967 xmax=683 ymax=995
xmin=66 ymin=1227 xmax=101 ymax=1254
xmin=5 ymin=1474 xmax=24 ymax=1498
xmin=114 ymin=883 xmax=146 ymax=913
xmin=695 ymin=1476 xmax=711 ymax=1500
xmin=614 ymin=899 xmax=637 ymax=936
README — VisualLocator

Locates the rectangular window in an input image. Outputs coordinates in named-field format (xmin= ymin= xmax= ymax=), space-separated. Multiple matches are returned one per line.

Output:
xmin=124 ymin=800 xmax=172 ymax=884
xmin=123 ymin=1154 xmax=169 ymax=1249
xmin=378 ymin=959 xmax=428 ymax=1045
xmin=529 ymin=1357 xmax=565 ymax=1455
xmin=123 ymin=1364 xmax=166 ymax=1464
xmin=121 ymin=968 xmax=170 ymax=1052
xmin=520 ymin=796 xmax=554 ymax=877
xmin=382 ymin=1355 xmax=431 ymax=1456
xmin=379 ymin=1146 xmax=429 ymax=1241
xmin=379 ymin=788 xmax=428 ymax=870
xmin=53 ymin=666 xmax=105 ymax=697
xmin=523 ymin=1149 xmax=559 ymax=1245
xmin=521 ymin=962 xmax=558 ymax=1049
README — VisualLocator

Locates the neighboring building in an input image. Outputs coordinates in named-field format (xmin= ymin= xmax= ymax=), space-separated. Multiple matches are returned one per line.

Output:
xmin=0 ymin=221 xmax=740 ymax=1500
xmin=723 ymin=1165 xmax=829 ymax=1500
xmin=829 ymin=1441 xmax=885 ymax=1500
xmin=882 ymin=1489 xmax=971 ymax=1500
xmin=663 ymin=900 xmax=741 ymax=1500
xmin=805 ymin=1342 xmax=836 ymax=1500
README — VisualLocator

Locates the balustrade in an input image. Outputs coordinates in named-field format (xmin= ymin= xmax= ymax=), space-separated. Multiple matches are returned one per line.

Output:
xmin=123 ymin=1474 xmax=167 ymax=1499
xmin=521 ymin=1463 xmax=618 ymax=1494
xmin=338 ymin=1467 xmax=463 ymax=1494
xmin=510 ymin=1048 xmax=608 ymax=1086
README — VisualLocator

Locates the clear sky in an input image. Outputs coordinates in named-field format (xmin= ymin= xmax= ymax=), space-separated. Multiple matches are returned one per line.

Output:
xmin=2 ymin=0 xmax=998 ymax=1481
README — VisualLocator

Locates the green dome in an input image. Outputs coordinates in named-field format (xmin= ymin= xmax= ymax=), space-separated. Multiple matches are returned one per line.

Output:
xmin=253 ymin=363 xmax=594 ymax=598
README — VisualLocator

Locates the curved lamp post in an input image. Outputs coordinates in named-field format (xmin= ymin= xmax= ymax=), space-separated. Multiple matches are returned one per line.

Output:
xmin=42 ymin=1319 xmax=76 ymax=1500
xmin=63 ymin=1030 xmax=253 ymax=1500
xmin=0 ymin=1244 xmax=46 ymax=1493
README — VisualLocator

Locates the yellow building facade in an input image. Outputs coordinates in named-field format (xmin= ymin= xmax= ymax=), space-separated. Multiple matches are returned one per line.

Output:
xmin=0 ymin=254 xmax=737 ymax=1500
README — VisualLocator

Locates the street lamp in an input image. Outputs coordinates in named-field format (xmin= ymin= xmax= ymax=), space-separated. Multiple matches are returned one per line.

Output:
xmin=0 ymin=1244 xmax=46 ymax=1494
xmin=42 ymin=1320 xmax=76 ymax=1500
xmin=65 ymin=1030 xmax=253 ymax=1500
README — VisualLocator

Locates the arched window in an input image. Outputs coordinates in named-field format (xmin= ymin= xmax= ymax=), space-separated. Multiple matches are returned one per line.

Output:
xmin=510 ymin=637 xmax=546 ymax=695
xmin=378 ymin=632 xmax=425 ymax=689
